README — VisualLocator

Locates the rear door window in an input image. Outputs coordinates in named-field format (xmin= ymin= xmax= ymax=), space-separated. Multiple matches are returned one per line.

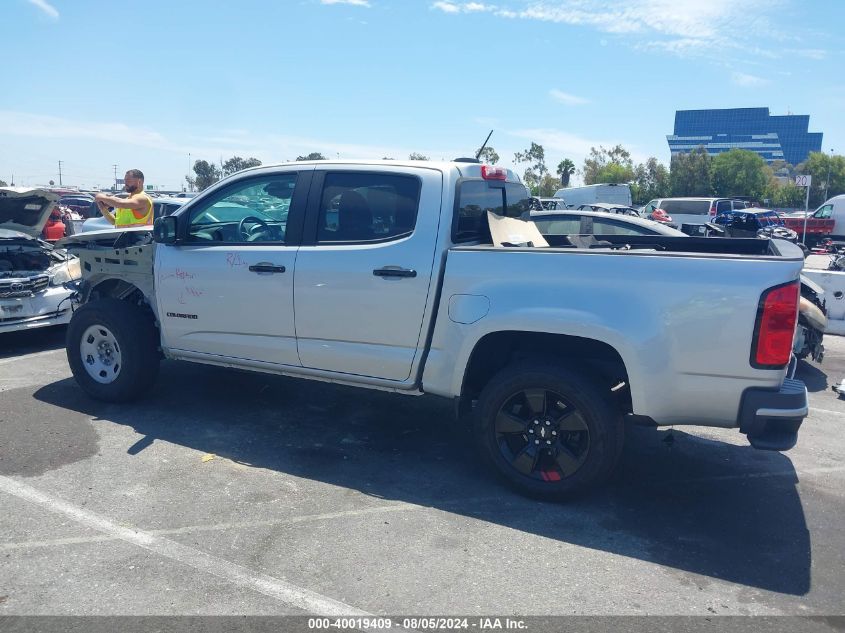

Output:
xmin=316 ymin=172 xmax=421 ymax=243
xmin=717 ymin=200 xmax=732 ymax=213
xmin=532 ymin=216 xmax=582 ymax=235
xmin=592 ymin=218 xmax=655 ymax=236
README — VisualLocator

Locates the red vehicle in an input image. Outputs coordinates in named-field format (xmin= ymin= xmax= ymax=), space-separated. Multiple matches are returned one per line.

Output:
xmin=779 ymin=210 xmax=835 ymax=244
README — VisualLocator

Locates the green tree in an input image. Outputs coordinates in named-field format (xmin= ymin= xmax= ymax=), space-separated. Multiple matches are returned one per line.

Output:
xmin=477 ymin=146 xmax=500 ymax=165
xmin=556 ymin=159 xmax=575 ymax=187
xmin=0 ymin=179 xmax=7 ymax=187
xmin=514 ymin=142 xmax=547 ymax=194
xmin=582 ymin=145 xmax=632 ymax=185
xmin=537 ymin=173 xmax=560 ymax=197
xmin=296 ymin=152 xmax=327 ymax=161
xmin=408 ymin=152 xmax=430 ymax=160
xmin=595 ymin=162 xmax=634 ymax=184
xmin=765 ymin=182 xmax=805 ymax=208
xmin=795 ymin=152 xmax=845 ymax=207
xmin=630 ymin=157 xmax=670 ymax=204
xmin=193 ymin=159 xmax=221 ymax=191
xmin=222 ymin=156 xmax=262 ymax=176
xmin=710 ymin=149 xmax=770 ymax=199
xmin=670 ymin=146 xmax=712 ymax=196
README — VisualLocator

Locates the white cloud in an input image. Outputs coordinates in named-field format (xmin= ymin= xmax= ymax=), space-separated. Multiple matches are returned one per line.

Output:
xmin=26 ymin=0 xmax=59 ymax=19
xmin=463 ymin=2 xmax=496 ymax=10
xmin=549 ymin=89 xmax=589 ymax=106
xmin=432 ymin=1 xmax=461 ymax=13
xmin=0 ymin=110 xmax=476 ymax=186
xmin=505 ymin=127 xmax=646 ymax=166
xmin=786 ymin=48 xmax=827 ymax=60
xmin=431 ymin=0 xmax=799 ymax=61
xmin=320 ymin=0 xmax=371 ymax=7
xmin=0 ymin=111 xmax=169 ymax=148
xmin=431 ymin=1 xmax=495 ymax=13
xmin=731 ymin=71 xmax=770 ymax=87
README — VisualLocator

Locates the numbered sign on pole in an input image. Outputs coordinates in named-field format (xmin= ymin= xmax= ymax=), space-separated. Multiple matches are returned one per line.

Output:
xmin=794 ymin=175 xmax=812 ymax=187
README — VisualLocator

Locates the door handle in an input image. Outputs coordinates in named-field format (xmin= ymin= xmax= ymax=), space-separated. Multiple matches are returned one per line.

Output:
xmin=373 ymin=267 xmax=417 ymax=279
xmin=249 ymin=263 xmax=286 ymax=274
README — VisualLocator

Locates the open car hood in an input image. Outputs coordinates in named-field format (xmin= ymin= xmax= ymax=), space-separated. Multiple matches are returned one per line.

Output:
xmin=0 ymin=187 xmax=59 ymax=238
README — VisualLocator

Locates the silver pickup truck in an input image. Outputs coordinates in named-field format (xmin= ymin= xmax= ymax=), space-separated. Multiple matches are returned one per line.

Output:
xmin=61 ymin=160 xmax=808 ymax=498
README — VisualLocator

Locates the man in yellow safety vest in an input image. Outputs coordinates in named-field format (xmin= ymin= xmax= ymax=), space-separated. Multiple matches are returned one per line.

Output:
xmin=94 ymin=169 xmax=154 ymax=228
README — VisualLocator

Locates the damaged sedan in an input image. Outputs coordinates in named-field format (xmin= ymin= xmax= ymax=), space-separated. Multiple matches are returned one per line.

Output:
xmin=0 ymin=188 xmax=81 ymax=333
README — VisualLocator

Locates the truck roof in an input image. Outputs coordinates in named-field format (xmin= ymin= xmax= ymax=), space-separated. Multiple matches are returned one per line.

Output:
xmin=232 ymin=159 xmax=523 ymax=183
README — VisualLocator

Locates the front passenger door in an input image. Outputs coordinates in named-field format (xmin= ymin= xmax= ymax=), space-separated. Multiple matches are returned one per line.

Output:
xmin=156 ymin=170 xmax=309 ymax=366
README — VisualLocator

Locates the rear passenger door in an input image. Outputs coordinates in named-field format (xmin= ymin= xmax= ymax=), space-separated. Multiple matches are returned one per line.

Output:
xmin=293 ymin=166 xmax=443 ymax=381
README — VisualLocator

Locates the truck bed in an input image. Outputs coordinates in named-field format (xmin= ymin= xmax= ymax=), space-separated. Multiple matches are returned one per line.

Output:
xmin=423 ymin=236 xmax=805 ymax=429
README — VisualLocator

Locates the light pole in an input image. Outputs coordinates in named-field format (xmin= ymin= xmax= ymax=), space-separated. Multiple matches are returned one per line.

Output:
xmin=824 ymin=148 xmax=834 ymax=203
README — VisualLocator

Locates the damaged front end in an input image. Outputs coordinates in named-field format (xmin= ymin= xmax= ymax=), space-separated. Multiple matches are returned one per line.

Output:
xmin=0 ymin=235 xmax=81 ymax=332
xmin=59 ymin=228 xmax=156 ymax=308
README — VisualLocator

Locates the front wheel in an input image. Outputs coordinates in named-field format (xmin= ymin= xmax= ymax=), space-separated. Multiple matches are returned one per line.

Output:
xmin=66 ymin=299 xmax=160 ymax=402
xmin=474 ymin=362 xmax=624 ymax=499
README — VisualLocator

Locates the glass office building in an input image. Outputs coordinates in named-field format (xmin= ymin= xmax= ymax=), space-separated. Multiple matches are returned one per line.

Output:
xmin=667 ymin=108 xmax=822 ymax=166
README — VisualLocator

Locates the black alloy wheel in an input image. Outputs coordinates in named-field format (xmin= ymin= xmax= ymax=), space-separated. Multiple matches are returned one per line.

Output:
xmin=474 ymin=362 xmax=624 ymax=499
xmin=494 ymin=388 xmax=590 ymax=482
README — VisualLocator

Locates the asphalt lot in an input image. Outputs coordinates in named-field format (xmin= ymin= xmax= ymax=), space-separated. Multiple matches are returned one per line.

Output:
xmin=0 ymin=326 xmax=843 ymax=619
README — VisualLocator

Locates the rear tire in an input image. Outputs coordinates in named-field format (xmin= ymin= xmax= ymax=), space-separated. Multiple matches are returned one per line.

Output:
xmin=473 ymin=362 xmax=624 ymax=499
xmin=66 ymin=299 xmax=160 ymax=402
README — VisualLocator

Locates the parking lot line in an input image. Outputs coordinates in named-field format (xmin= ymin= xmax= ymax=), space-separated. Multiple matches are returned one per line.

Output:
xmin=809 ymin=407 xmax=845 ymax=416
xmin=0 ymin=474 xmax=371 ymax=617
xmin=0 ymin=349 xmax=64 ymax=366
xmin=0 ymin=502 xmax=426 ymax=552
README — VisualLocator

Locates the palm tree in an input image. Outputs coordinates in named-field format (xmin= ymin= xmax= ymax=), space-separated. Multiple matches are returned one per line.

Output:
xmin=557 ymin=159 xmax=575 ymax=187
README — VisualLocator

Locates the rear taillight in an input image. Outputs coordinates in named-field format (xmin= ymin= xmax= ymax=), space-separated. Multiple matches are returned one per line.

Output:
xmin=709 ymin=204 xmax=717 ymax=217
xmin=481 ymin=165 xmax=507 ymax=181
xmin=751 ymin=281 xmax=799 ymax=368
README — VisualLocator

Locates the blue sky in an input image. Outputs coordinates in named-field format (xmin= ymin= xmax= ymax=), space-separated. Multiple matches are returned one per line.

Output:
xmin=1 ymin=0 xmax=843 ymax=190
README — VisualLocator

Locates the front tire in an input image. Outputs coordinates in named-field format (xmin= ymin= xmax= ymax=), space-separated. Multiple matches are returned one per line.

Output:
xmin=474 ymin=362 xmax=624 ymax=499
xmin=66 ymin=299 xmax=160 ymax=402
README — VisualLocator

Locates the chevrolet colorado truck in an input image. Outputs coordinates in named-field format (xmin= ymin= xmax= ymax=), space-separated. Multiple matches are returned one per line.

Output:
xmin=61 ymin=160 xmax=809 ymax=498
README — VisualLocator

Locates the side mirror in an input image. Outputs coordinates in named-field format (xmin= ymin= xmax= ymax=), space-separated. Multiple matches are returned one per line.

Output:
xmin=153 ymin=216 xmax=178 ymax=244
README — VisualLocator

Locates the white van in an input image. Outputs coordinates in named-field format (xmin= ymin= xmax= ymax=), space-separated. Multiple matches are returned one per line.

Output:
xmin=813 ymin=194 xmax=845 ymax=237
xmin=553 ymin=183 xmax=632 ymax=207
